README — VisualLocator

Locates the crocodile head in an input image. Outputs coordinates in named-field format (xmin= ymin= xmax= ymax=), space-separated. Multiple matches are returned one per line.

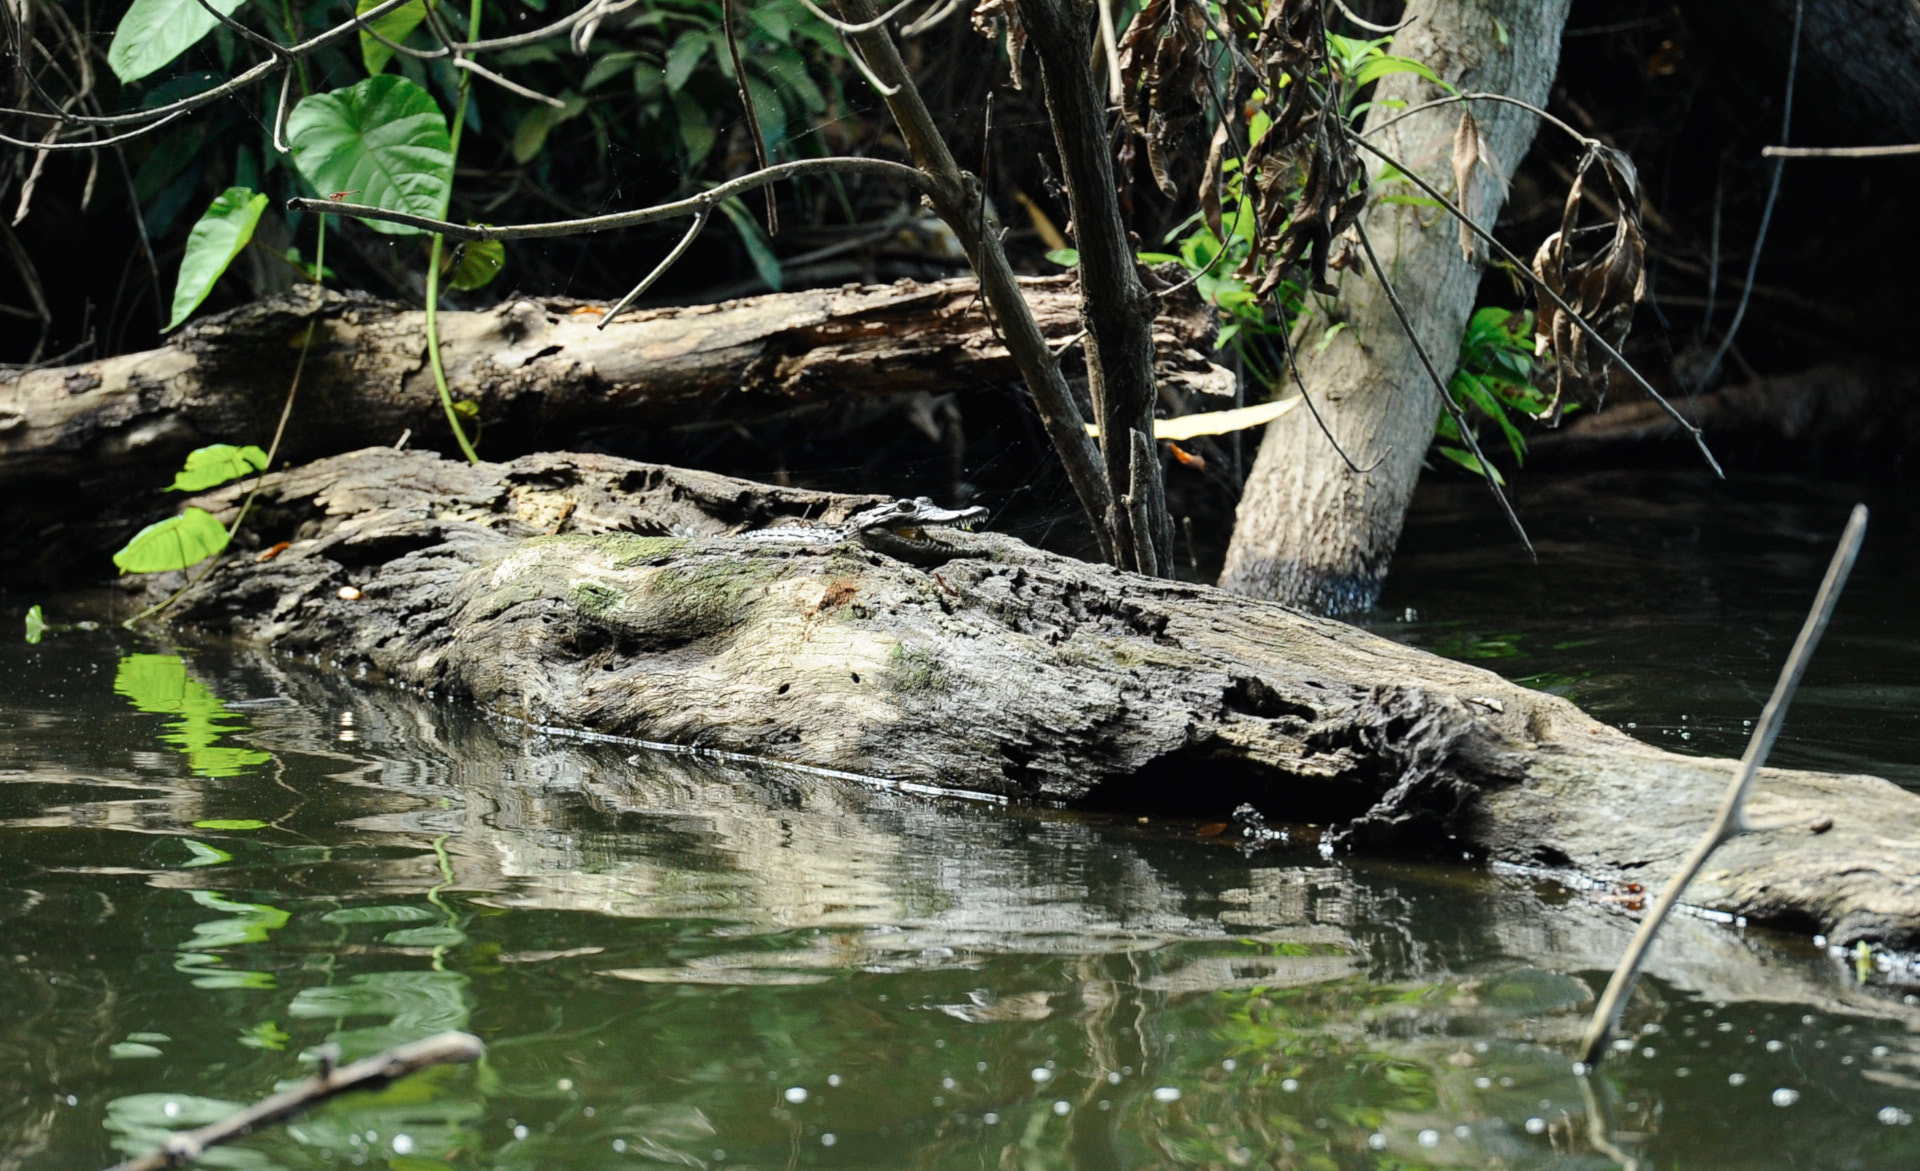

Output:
xmin=848 ymin=497 xmax=989 ymax=557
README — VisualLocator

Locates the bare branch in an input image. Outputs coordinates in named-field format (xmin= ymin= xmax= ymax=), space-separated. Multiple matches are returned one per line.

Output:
xmin=1328 ymin=0 xmax=1415 ymax=34
xmin=289 ymin=157 xmax=931 ymax=239
xmin=840 ymin=35 xmax=902 ymax=95
xmin=1763 ymin=142 xmax=1920 ymax=158
xmin=1353 ymin=218 xmax=1535 ymax=560
xmin=793 ymin=0 xmax=924 ymax=34
xmin=270 ymin=67 xmax=293 ymax=154
xmin=0 ymin=109 xmax=188 ymax=151
xmin=1362 ymin=90 xmax=1591 ymax=149
xmin=899 ymin=0 xmax=965 ymax=36
xmin=1580 ymin=505 xmax=1867 ymax=1068
xmin=598 ymin=207 xmax=710 ymax=324
xmin=1347 ymin=130 xmax=1725 ymax=478
xmin=452 ymin=57 xmax=567 ymax=107
xmin=104 ymin=1032 xmax=485 ymax=1171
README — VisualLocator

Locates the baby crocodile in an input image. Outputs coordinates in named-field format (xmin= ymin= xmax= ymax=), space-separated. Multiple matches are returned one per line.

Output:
xmin=739 ymin=497 xmax=990 ymax=566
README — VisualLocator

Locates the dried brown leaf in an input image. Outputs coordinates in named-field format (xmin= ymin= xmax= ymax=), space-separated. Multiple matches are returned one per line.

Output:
xmin=1531 ymin=144 xmax=1645 ymax=419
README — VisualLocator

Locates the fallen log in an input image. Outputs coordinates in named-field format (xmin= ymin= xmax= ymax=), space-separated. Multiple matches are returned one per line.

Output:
xmin=146 ymin=446 xmax=1920 ymax=949
xmin=0 ymin=275 xmax=1227 ymax=492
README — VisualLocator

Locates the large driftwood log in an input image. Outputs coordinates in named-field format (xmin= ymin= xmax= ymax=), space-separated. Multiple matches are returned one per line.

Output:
xmin=148 ymin=446 xmax=1920 ymax=949
xmin=0 ymin=276 xmax=1227 ymax=491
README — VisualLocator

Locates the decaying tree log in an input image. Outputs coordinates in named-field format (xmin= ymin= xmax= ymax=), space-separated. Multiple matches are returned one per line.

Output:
xmin=147 ymin=446 xmax=1920 ymax=949
xmin=0 ymin=275 xmax=1228 ymax=492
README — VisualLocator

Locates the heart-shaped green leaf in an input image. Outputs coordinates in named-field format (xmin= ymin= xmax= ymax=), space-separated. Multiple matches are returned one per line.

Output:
xmin=168 ymin=444 xmax=268 ymax=492
xmin=448 ymin=239 xmax=504 ymax=290
xmin=108 ymin=0 xmax=249 ymax=83
xmin=166 ymin=187 xmax=267 ymax=332
xmin=112 ymin=507 xmax=231 ymax=574
xmin=288 ymin=76 xmax=452 ymax=236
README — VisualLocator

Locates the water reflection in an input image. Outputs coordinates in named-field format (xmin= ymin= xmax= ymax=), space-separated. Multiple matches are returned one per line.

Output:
xmin=0 ymin=625 xmax=1918 ymax=1169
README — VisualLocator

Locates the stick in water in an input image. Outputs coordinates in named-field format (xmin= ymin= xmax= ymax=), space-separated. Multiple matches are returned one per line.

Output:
xmin=105 ymin=1032 xmax=485 ymax=1171
xmin=1579 ymin=504 xmax=1868 ymax=1068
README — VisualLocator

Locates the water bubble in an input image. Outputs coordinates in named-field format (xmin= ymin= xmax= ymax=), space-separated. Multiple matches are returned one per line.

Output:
xmin=942 ymin=1077 xmax=956 ymax=1090
xmin=1454 ymin=1125 xmax=1472 ymax=1139
xmin=1418 ymin=1129 xmax=1440 ymax=1147
xmin=65 ymin=1096 xmax=77 ymax=1106
xmin=1772 ymin=1088 xmax=1800 ymax=1107
xmin=612 ymin=1139 xmax=626 ymax=1153
xmin=163 ymin=1102 xmax=181 ymax=1118
xmin=1098 ymin=1100 xmax=1110 ymax=1110
xmin=1281 ymin=1079 xmax=1300 ymax=1093
xmin=1642 ymin=1047 xmax=1657 ymax=1059
xmin=1802 ymin=1014 xmax=1816 ymax=1025
xmin=1525 ymin=1118 xmax=1547 ymax=1135
xmin=1107 ymin=1071 xmax=1122 ymax=1085
xmin=1676 ymin=1067 xmax=1690 ymax=1077
xmin=784 ymin=1087 xmax=808 ymax=1104
xmin=827 ymin=1074 xmax=841 ymax=1087
xmin=1221 ymin=1059 xmax=1237 ymax=1072
xmin=1766 ymin=1040 xmax=1784 ymax=1052
xmin=821 ymin=1134 xmax=837 ymax=1147
xmin=1873 ymin=1046 xmax=1891 ymax=1058
xmin=1031 ymin=1068 xmax=1053 ymax=1084
xmin=1717 ymin=1022 xmax=1734 ymax=1032
xmin=1612 ymin=1039 xmax=1635 ymax=1053
xmin=1152 ymin=1087 xmax=1182 ymax=1103
xmin=1474 ymin=1077 xmax=1492 ymax=1089
xmin=976 ymin=1062 xmax=987 ymax=1073
xmin=931 ymin=1095 xmax=944 ymax=1107
xmin=557 ymin=1078 xmax=573 ymax=1091
xmin=983 ymin=1112 xmax=999 ymax=1125
xmin=1052 ymin=1100 xmax=1070 ymax=1116
xmin=1727 ymin=1074 xmax=1747 ymax=1087
xmin=1368 ymin=1133 xmax=1389 ymax=1150
xmin=1877 ymin=1107 xmax=1912 ymax=1125
xmin=513 ymin=1125 xmax=529 ymax=1140
xmin=392 ymin=1135 xmax=415 ymax=1155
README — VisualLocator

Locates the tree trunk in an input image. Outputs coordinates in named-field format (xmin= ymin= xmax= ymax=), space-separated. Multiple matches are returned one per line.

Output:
xmin=1219 ymin=0 xmax=1572 ymax=614
xmin=0 ymin=278 xmax=1226 ymax=493
xmin=139 ymin=445 xmax=1920 ymax=950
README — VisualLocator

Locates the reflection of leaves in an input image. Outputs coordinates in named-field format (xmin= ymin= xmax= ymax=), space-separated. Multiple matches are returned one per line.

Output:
xmin=290 ymin=970 xmax=472 ymax=1060
xmin=105 ymin=1093 xmax=246 ymax=1161
xmin=239 ymin=1020 xmax=292 ymax=1051
xmin=324 ymin=903 xmax=438 ymax=925
xmin=113 ymin=654 xmax=272 ymax=777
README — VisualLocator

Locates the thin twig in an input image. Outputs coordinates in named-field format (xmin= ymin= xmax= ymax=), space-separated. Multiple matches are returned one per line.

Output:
xmin=1096 ymin=0 xmax=1122 ymax=104
xmin=840 ymin=35 xmax=902 ymax=95
xmin=342 ymin=0 xmax=451 ymax=58
xmin=598 ymin=207 xmax=709 ymax=323
xmin=1269 ymin=290 xmax=1382 ymax=474
xmin=899 ymin=0 xmax=964 ymax=36
xmin=1762 ymin=142 xmax=1920 ymax=158
xmin=1346 ymin=130 xmax=1725 ymax=478
xmin=290 ymin=157 xmax=930 ymax=238
xmin=1362 ymin=90 xmax=1591 ymax=150
xmin=1699 ymin=0 xmax=1801 ymax=386
xmin=1579 ymin=504 xmax=1868 ymax=1069
xmin=451 ymin=57 xmax=566 ymax=107
xmin=270 ymin=67 xmax=293 ymax=153
xmin=721 ymin=0 xmax=776 ymax=234
xmin=793 ymin=0 xmax=922 ymax=34
xmin=104 ymin=1033 xmax=484 ymax=1171
xmin=0 ymin=109 xmax=187 ymax=150
xmin=1328 ymin=0 xmax=1414 ymax=34
xmin=1352 ymin=218 xmax=1534 ymax=560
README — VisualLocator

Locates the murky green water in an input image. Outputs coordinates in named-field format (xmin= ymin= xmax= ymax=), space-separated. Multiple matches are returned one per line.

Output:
xmin=4 ymin=471 xmax=1918 ymax=1170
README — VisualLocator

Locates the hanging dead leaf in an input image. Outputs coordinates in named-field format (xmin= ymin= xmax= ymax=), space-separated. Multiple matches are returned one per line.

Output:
xmin=1116 ymin=0 xmax=1211 ymax=198
xmin=1530 ymin=144 xmax=1646 ymax=420
xmin=971 ymin=0 xmax=1027 ymax=89
xmin=1450 ymin=107 xmax=1504 ymax=263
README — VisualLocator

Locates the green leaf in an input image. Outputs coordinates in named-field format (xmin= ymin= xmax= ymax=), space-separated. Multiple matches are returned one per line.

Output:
xmin=166 ymin=188 xmax=268 ymax=332
xmin=512 ymin=105 xmax=558 ymax=164
xmin=448 ymin=238 xmax=504 ymax=290
xmin=671 ymin=90 xmax=715 ymax=164
xmin=718 ymin=198 xmax=781 ymax=291
xmin=359 ymin=0 xmax=431 ymax=75
xmin=664 ymin=30 xmax=709 ymax=93
xmin=180 ymin=838 xmax=233 ymax=868
xmin=582 ymin=50 xmax=641 ymax=91
xmin=23 ymin=604 xmax=46 ymax=645
xmin=1046 ymin=248 xmax=1080 ymax=267
xmin=1435 ymin=444 xmax=1505 ymax=484
xmin=287 ymin=75 xmax=453 ymax=237
xmin=112 ymin=508 xmax=231 ymax=574
xmin=107 ymin=0 xmax=249 ymax=83
xmin=168 ymin=443 xmax=268 ymax=491
xmin=1351 ymin=54 xmax=1449 ymax=92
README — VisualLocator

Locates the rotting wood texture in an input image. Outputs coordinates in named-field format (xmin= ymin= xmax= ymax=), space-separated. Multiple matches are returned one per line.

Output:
xmin=141 ymin=445 xmax=1920 ymax=951
xmin=0 ymin=275 xmax=1229 ymax=491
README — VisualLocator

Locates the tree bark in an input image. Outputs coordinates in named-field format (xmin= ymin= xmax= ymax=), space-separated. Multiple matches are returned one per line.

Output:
xmin=0 ymin=278 xmax=1226 ymax=494
xmin=1018 ymin=0 xmax=1172 ymax=575
xmin=142 ymin=445 xmax=1920 ymax=950
xmin=1220 ymin=0 xmax=1572 ymax=614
